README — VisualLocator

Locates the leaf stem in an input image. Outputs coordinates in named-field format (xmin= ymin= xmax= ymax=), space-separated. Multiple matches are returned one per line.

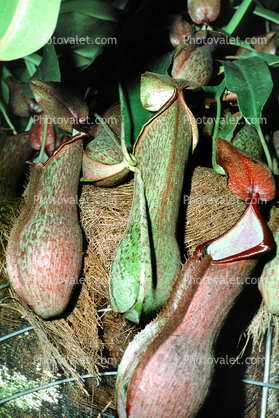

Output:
xmin=0 ymin=100 xmax=17 ymax=135
xmin=223 ymin=0 xmax=254 ymax=35
xmin=256 ymin=125 xmax=273 ymax=171
xmin=212 ymin=96 xmax=226 ymax=175
xmin=25 ymin=117 xmax=34 ymax=132
xmin=38 ymin=113 xmax=48 ymax=164
xmin=253 ymin=5 xmax=279 ymax=25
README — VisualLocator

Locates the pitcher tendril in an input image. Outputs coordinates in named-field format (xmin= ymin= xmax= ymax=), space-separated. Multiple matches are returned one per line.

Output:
xmin=38 ymin=112 xmax=48 ymax=164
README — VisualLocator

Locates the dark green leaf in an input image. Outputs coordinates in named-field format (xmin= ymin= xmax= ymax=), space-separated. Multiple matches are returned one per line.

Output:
xmin=112 ymin=0 xmax=129 ymax=10
xmin=23 ymin=43 xmax=61 ymax=97
xmin=221 ymin=57 xmax=273 ymax=128
xmin=24 ymin=53 xmax=43 ymax=66
xmin=150 ymin=50 xmax=176 ymax=76
xmin=203 ymin=78 xmax=225 ymax=98
xmin=218 ymin=111 xmax=243 ymax=142
xmin=60 ymin=0 xmax=123 ymax=22
xmin=237 ymin=51 xmax=279 ymax=67
xmin=71 ymin=53 xmax=94 ymax=70
xmin=1 ymin=65 xmax=12 ymax=104
xmin=54 ymin=12 xmax=115 ymax=69
xmin=123 ymin=79 xmax=153 ymax=148
xmin=54 ymin=124 xmax=71 ymax=138
xmin=123 ymin=51 xmax=176 ymax=148
xmin=228 ymin=38 xmax=254 ymax=51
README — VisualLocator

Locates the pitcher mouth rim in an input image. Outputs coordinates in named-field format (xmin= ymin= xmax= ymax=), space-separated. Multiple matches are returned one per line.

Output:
xmin=27 ymin=130 xmax=87 ymax=167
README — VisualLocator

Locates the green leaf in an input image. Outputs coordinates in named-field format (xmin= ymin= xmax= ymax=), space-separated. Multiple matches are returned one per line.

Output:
xmin=123 ymin=78 xmax=153 ymax=148
xmin=203 ymin=78 xmax=225 ymax=98
xmin=24 ymin=53 xmax=43 ymax=66
xmin=112 ymin=0 xmax=130 ymax=9
xmin=1 ymin=65 xmax=12 ymax=104
xmin=1 ymin=79 xmax=9 ymax=105
xmin=54 ymin=124 xmax=71 ymax=138
xmin=237 ymin=51 xmax=279 ymax=67
xmin=123 ymin=51 xmax=176 ymax=148
xmin=150 ymin=50 xmax=176 ymax=76
xmin=22 ymin=43 xmax=61 ymax=97
xmin=60 ymin=0 xmax=123 ymax=22
xmin=33 ymin=43 xmax=60 ymax=82
xmin=218 ymin=111 xmax=243 ymax=142
xmin=221 ymin=57 xmax=273 ymax=128
xmin=24 ymin=60 xmax=37 ymax=78
xmin=228 ymin=38 xmax=255 ymax=51
xmin=2 ymin=64 xmax=12 ymax=80
xmin=54 ymin=12 xmax=115 ymax=69
xmin=0 ymin=0 xmax=61 ymax=61
xmin=71 ymin=53 xmax=94 ymax=70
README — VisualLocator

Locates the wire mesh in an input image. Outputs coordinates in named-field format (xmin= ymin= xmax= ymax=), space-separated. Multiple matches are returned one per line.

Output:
xmin=1 ymin=282 xmax=279 ymax=417
xmin=242 ymin=320 xmax=277 ymax=418
xmin=0 ymin=288 xmax=118 ymax=417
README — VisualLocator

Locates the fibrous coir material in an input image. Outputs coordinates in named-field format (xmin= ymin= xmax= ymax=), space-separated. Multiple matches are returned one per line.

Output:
xmin=0 ymin=165 xmax=252 ymax=416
